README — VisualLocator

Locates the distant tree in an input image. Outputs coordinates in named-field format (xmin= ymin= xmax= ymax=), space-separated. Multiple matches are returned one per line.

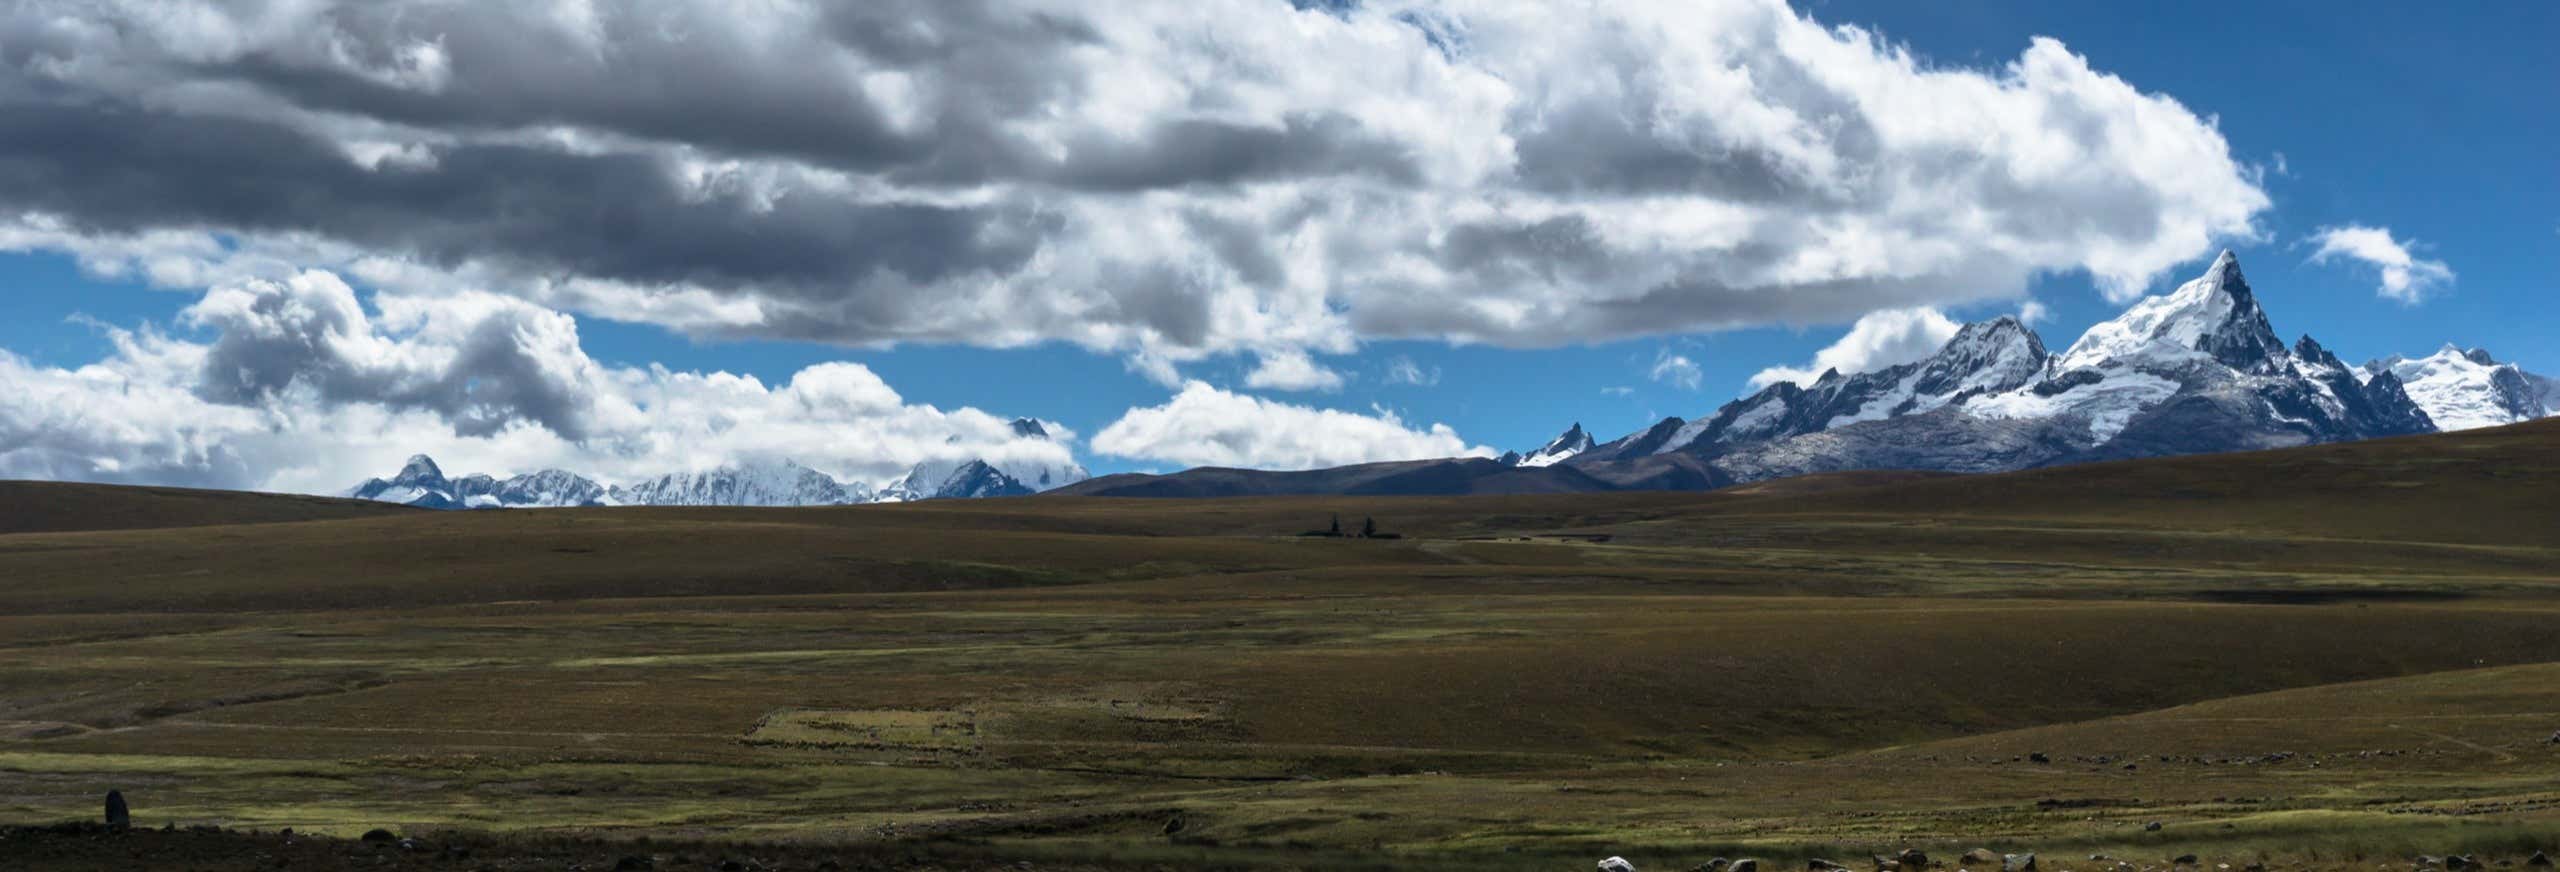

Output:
xmin=1361 ymin=516 xmax=1377 ymax=538
xmin=1329 ymin=514 xmax=1341 ymax=536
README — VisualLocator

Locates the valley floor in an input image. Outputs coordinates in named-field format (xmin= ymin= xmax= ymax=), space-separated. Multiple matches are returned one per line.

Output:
xmin=3 ymin=421 xmax=2558 ymax=869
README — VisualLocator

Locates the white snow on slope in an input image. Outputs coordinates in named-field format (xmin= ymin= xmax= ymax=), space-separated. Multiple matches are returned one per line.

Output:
xmin=2375 ymin=346 xmax=2552 ymax=431
xmin=1965 ymin=371 xmax=2182 ymax=442
xmin=2057 ymin=251 xmax=2243 ymax=372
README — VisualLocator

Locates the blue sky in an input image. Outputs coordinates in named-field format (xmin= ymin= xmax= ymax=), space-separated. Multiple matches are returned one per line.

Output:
xmin=0 ymin=0 xmax=2549 ymax=491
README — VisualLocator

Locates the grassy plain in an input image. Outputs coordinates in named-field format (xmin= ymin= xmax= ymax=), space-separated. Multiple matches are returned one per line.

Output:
xmin=1 ymin=420 xmax=2557 ymax=869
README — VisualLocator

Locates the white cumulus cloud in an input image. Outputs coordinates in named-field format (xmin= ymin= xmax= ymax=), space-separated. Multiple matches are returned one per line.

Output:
xmin=1242 ymin=348 xmax=1346 ymax=392
xmin=1092 ymin=382 xmax=1490 ymax=470
xmin=1749 ymin=306 xmax=1962 ymax=389
xmin=2308 ymin=225 xmax=2454 ymax=304
xmin=0 ymin=271 xmax=1078 ymax=494
xmin=0 ymin=0 xmax=2269 ymax=368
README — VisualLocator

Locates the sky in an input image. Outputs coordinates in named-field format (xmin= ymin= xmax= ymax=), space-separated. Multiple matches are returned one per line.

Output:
xmin=0 ymin=0 xmax=2550 ymax=494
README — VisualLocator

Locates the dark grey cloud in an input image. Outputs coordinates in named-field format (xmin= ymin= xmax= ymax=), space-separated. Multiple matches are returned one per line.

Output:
xmin=0 ymin=99 xmax=1039 ymax=303
xmin=187 ymin=273 xmax=603 ymax=439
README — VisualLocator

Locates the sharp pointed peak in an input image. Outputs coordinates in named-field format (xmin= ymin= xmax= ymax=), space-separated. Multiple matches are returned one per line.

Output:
xmin=2198 ymin=248 xmax=2251 ymax=296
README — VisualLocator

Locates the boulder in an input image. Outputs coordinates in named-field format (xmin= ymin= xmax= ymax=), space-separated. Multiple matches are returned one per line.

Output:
xmin=2173 ymin=855 xmax=2199 ymax=866
xmin=1731 ymin=859 xmax=1762 ymax=872
xmin=2526 ymin=852 xmax=2551 ymax=868
xmin=1965 ymin=850 xmax=2002 ymax=866
xmin=2004 ymin=854 xmax=2037 ymax=872
xmin=1601 ymin=859 xmax=1638 ymax=872
xmin=1898 ymin=851 xmax=1931 ymax=869
xmin=103 ymin=790 xmax=129 ymax=830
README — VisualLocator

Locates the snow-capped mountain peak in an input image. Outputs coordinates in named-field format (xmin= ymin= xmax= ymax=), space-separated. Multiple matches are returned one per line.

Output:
xmin=347 ymin=455 xmax=610 ymax=509
xmin=2365 ymin=344 xmax=2554 ymax=431
xmin=2057 ymin=249 xmax=2286 ymax=374
xmin=1511 ymin=423 xmax=1594 ymax=467
xmin=933 ymin=460 xmax=1034 ymax=499
xmin=608 ymin=460 xmax=870 ymax=507
xmin=1911 ymin=316 xmax=2050 ymax=398
xmin=393 ymin=454 xmax=446 ymax=487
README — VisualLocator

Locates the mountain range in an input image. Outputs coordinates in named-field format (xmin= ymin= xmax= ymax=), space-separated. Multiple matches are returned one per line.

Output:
xmin=351 ymin=252 xmax=2549 ymax=506
xmin=347 ymin=419 xmax=1088 ymax=509
xmin=1064 ymin=251 xmax=2557 ymax=497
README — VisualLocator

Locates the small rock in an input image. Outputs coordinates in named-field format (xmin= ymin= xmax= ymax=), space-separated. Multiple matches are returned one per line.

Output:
xmin=1899 ymin=852 xmax=1932 ymax=869
xmin=2005 ymin=854 xmax=2038 ymax=872
xmin=2090 ymin=856 xmax=2112 ymax=862
xmin=1732 ymin=859 xmax=1762 ymax=872
xmin=359 ymin=829 xmax=397 ymax=844
xmin=2174 ymin=856 xmax=2199 ymax=867
xmin=2450 ymin=858 xmax=2478 ymax=870
xmin=2145 ymin=822 xmax=2165 ymax=832
xmin=1706 ymin=859 xmax=1732 ymax=871
xmin=2526 ymin=853 xmax=2551 ymax=868
xmin=1601 ymin=858 xmax=1638 ymax=872
xmin=103 ymin=790 xmax=130 ymax=830
xmin=2030 ymin=752 xmax=2052 ymax=764
xmin=1966 ymin=850 xmax=2003 ymax=866
xmin=1813 ymin=860 xmax=1851 ymax=872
